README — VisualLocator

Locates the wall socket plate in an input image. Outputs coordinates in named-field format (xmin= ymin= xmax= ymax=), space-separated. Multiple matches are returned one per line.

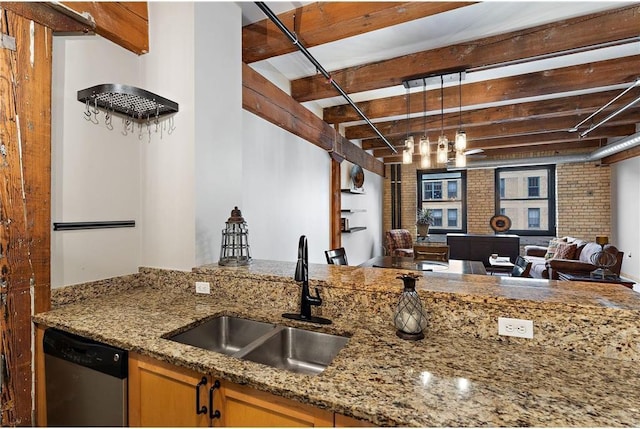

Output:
xmin=195 ymin=281 xmax=210 ymax=294
xmin=498 ymin=317 xmax=533 ymax=339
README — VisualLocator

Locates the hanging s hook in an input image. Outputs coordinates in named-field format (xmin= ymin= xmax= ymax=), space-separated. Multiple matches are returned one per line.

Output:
xmin=122 ymin=117 xmax=130 ymax=136
xmin=84 ymin=99 xmax=92 ymax=121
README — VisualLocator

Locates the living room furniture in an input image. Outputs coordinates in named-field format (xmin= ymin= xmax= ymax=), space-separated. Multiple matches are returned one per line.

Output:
xmin=358 ymin=256 xmax=487 ymax=275
xmin=385 ymin=229 xmax=414 ymax=257
xmin=488 ymin=256 xmax=515 ymax=275
xmin=325 ymin=248 xmax=348 ymax=265
xmin=557 ymin=271 xmax=635 ymax=289
xmin=511 ymin=256 xmax=532 ymax=277
xmin=413 ymin=243 xmax=449 ymax=262
xmin=447 ymin=233 xmax=520 ymax=267
xmin=524 ymin=237 xmax=624 ymax=280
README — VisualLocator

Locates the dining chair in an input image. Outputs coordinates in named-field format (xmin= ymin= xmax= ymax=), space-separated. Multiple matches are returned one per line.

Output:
xmin=511 ymin=256 xmax=532 ymax=277
xmin=325 ymin=248 xmax=348 ymax=265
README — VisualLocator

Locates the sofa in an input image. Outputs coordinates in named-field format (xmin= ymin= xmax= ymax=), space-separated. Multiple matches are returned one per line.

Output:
xmin=524 ymin=237 xmax=624 ymax=280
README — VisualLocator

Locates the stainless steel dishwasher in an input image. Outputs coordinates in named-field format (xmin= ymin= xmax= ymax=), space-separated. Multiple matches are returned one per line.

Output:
xmin=43 ymin=328 xmax=128 ymax=426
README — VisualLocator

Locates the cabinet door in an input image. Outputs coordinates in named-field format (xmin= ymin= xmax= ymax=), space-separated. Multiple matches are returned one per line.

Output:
xmin=129 ymin=353 xmax=211 ymax=427
xmin=219 ymin=381 xmax=333 ymax=427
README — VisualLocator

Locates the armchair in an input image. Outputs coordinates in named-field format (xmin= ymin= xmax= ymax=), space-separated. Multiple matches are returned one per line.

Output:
xmin=385 ymin=229 xmax=414 ymax=257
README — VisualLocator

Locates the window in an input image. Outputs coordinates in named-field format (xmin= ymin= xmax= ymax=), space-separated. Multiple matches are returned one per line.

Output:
xmin=432 ymin=209 xmax=443 ymax=227
xmin=417 ymin=170 xmax=466 ymax=233
xmin=528 ymin=208 xmax=540 ymax=228
xmin=495 ymin=165 xmax=555 ymax=236
xmin=447 ymin=181 xmax=458 ymax=199
xmin=528 ymin=177 xmax=540 ymax=197
xmin=423 ymin=181 xmax=442 ymax=200
xmin=447 ymin=209 xmax=458 ymax=227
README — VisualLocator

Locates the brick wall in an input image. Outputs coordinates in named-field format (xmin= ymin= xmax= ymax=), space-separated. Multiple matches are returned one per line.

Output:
xmin=556 ymin=162 xmax=611 ymax=239
xmin=383 ymin=161 xmax=612 ymax=244
xmin=466 ymin=169 xmax=495 ymax=234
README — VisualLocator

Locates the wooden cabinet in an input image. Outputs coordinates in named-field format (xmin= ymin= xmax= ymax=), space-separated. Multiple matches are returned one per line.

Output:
xmin=129 ymin=353 xmax=214 ymax=427
xmin=129 ymin=353 xmax=335 ymax=427
xmin=221 ymin=382 xmax=332 ymax=427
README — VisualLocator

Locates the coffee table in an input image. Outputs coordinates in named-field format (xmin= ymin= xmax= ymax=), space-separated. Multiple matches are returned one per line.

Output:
xmin=488 ymin=256 xmax=514 ymax=275
xmin=557 ymin=271 xmax=635 ymax=289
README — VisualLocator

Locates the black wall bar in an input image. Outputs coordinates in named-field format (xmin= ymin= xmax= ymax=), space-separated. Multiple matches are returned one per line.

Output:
xmin=53 ymin=221 xmax=136 ymax=231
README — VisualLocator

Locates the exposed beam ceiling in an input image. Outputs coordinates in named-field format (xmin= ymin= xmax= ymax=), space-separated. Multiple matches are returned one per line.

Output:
xmin=242 ymin=2 xmax=640 ymax=165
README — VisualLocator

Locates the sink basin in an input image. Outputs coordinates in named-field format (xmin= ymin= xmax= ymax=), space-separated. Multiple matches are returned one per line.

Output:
xmin=240 ymin=327 xmax=350 ymax=375
xmin=168 ymin=316 xmax=277 ymax=355
xmin=168 ymin=315 xmax=349 ymax=375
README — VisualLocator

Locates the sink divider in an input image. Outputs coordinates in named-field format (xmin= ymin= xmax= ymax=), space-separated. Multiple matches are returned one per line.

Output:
xmin=231 ymin=326 xmax=285 ymax=359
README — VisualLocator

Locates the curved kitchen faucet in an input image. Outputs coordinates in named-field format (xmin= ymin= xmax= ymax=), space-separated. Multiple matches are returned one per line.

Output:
xmin=283 ymin=235 xmax=332 ymax=325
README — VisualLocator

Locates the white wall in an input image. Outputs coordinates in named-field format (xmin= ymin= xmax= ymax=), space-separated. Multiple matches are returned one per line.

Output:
xmin=611 ymin=156 xmax=640 ymax=287
xmin=194 ymin=2 xmax=243 ymax=266
xmin=241 ymin=111 xmax=331 ymax=264
xmin=139 ymin=2 xmax=196 ymax=270
xmin=51 ymin=36 xmax=142 ymax=287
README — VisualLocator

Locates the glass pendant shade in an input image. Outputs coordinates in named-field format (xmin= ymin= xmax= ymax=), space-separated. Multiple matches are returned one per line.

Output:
xmin=455 ymin=150 xmax=466 ymax=168
xmin=419 ymin=136 xmax=430 ymax=156
xmin=437 ymin=135 xmax=448 ymax=164
xmin=420 ymin=153 xmax=431 ymax=169
xmin=455 ymin=130 xmax=467 ymax=151
xmin=405 ymin=135 xmax=414 ymax=154
xmin=402 ymin=148 xmax=412 ymax=164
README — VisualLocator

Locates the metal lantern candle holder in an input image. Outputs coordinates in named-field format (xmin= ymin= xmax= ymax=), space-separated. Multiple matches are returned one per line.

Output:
xmin=218 ymin=207 xmax=252 ymax=267
xmin=590 ymin=236 xmax=617 ymax=280
xmin=394 ymin=273 xmax=427 ymax=341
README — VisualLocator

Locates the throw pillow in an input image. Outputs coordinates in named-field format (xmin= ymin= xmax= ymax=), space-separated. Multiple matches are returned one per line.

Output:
xmin=552 ymin=242 xmax=577 ymax=260
xmin=544 ymin=237 xmax=566 ymax=260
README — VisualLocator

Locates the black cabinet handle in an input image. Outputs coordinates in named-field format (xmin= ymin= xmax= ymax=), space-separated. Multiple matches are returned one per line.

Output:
xmin=209 ymin=380 xmax=221 ymax=420
xmin=195 ymin=377 xmax=208 ymax=415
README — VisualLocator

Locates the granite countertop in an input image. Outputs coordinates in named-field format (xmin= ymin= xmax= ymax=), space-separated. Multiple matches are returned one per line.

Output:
xmin=34 ymin=266 xmax=640 ymax=427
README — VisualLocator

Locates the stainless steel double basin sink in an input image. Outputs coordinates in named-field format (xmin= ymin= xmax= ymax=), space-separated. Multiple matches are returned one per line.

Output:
xmin=167 ymin=316 xmax=350 ymax=375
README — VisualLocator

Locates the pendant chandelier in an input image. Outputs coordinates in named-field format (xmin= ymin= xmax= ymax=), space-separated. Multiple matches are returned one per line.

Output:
xmin=401 ymin=70 xmax=468 ymax=168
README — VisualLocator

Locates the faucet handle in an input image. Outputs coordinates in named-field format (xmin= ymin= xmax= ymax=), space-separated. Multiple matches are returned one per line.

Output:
xmin=314 ymin=287 xmax=322 ymax=302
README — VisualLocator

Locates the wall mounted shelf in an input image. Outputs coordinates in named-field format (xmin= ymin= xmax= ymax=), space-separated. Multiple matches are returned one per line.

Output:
xmin=342 ymin=226 xmax=366 ymax=233
xmin=341 ymin=188 xmax=365 ymax=194
xmin=341 ymin=209 xmax=367 ymax=213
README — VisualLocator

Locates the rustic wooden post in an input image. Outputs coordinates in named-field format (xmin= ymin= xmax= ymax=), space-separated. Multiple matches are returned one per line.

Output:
xmin=0 ymin=8 xmax=52 ymax=426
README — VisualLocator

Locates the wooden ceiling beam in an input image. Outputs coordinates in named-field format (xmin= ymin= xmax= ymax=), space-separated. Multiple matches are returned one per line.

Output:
xmin=347 ymin=90 xmax=639 ymax=140
xmin=242 ymin=63 xmax=384 ymax=176
xmin=292 ymin=5 xmax=640 ymax=102
xmin=242 ymin=2 xmax=474 ymax=63
xmin=61 ymin=2 xmax=148 ymax=54
xmin=0 ymin=2 xmax=91 ymax=33
xmin=326 ymin=55 xmax=640 ymax=124
xmin=601 ymin=144 xmax=640 ymax=165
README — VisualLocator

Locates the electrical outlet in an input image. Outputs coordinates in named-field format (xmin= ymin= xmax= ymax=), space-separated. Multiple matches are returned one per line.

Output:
xmin=498 ymin=317 xmax=533 ymax=339
xmin=195 ymin=281 xmax=210 ymax=294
